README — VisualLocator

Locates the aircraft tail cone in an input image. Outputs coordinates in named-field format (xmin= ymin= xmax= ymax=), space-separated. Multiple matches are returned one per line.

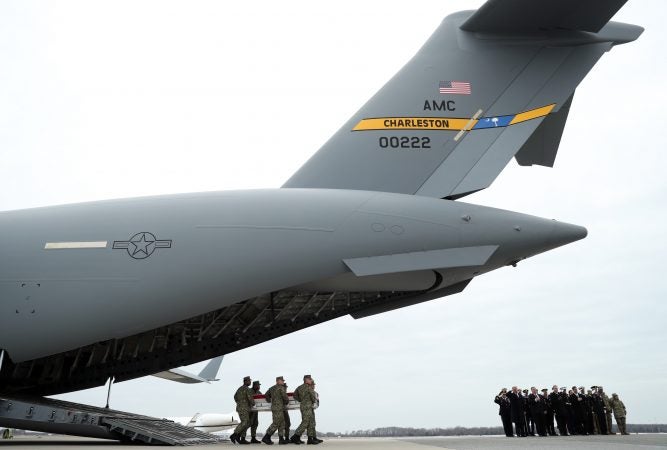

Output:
xmin=550 ymin=221 xmax=588 ymax=248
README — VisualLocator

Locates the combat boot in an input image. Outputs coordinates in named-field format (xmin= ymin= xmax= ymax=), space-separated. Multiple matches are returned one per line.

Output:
xmin=278 ymin=436 xmax=288 ymax=445
xmin=230 ymin=433 xmax=238 ymax=444
xmin=306 ymin=436 xmax=320 ymax=445
xmin=261 ymin=434 xmax=273 ymax=445
xmin=251 ymin=437 xmax=262 ymax=444
xmin=290 ymin=434 xmax=304 ymax=444
xmin=314 ymin=437 xmax=323 ymax=443
xmin=238 ymin=436 xmax=251 ymax=445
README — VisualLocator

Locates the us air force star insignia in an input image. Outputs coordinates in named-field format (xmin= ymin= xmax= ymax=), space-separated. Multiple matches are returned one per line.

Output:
xmin=112 ymin=232 xmax=172 ymax=259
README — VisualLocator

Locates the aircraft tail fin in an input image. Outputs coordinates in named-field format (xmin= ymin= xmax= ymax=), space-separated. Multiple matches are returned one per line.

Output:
xmin=283 ymin=0 xmax=642 ymax=199
xmin=187 ymin=413 xmax=202 ymax=427
xmin=151 ymin=356 xmax=223 ymax=384
xmin=197 ymin=356 xmax=223 ymax=381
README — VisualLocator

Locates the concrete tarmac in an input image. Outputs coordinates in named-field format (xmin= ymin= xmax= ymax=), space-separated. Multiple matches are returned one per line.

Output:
xmin=1 ymin=434 xmax=667 ymax=449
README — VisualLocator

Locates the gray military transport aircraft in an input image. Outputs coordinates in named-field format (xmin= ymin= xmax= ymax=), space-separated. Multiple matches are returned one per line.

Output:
xmin=0 ymin=0 xmax=643 ymax=444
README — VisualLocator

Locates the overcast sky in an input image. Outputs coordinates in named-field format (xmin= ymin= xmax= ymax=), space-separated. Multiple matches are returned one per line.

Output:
xmin=1 ymin=0 xmax=666 ymax=433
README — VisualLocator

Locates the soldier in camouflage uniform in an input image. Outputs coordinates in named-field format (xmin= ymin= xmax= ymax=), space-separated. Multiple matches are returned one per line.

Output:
xmin=610 ymin=393 xmax=629 ymax=435
xmin=599 ymin=386 xmax=614 ymax=434
xmin=283 ymin=383 xmax=291 ymax=440
xmin=248 ymin=380 xmax=262 ymax=444
xmin=310 ymin=380 xmax=322 ymax=443
xmin=230 ymin=375 xmax=254 ymax=445
xmin=262 ymin=376 xmax=289 ymax=445
xmin=290 ymin=375 xmax=319 ymax=445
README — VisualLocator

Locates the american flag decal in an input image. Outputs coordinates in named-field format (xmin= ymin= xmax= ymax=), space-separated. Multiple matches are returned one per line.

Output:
xmin=439 ymin=80 xmax=471 ymax=95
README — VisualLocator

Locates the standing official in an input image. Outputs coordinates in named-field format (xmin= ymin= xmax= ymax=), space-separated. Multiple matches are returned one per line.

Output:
xmin=587 ymin=389 xmax=600 ymax=434
xmin=291 ymin=375 xmax=319 ymax=445
xmin=507 ymin=386 xmax=526 ymax=437
xmin=565 ymin=388 xmax=577 ymax=434
xmin=541 ymin=389 xmax=556 ymax=436
xmin=522 ymin=389 xmax=534 ymax=436
xmin=528 ymin=387 xmax=546 ymax=436
xmin=550 ymin=385 xmax=568 ymax=436
xmin=494 ymin=389 xmax=513 ymax=437
xmin=570 ymin=385 xmax=586 ymax=435
xmin=262 ymin=376 xmax=289 ymax=445
xmin=610 ymin=393 xmax=629 ymax=435
xmin=230 ymin=376 xmax=255 ymax=445
xmin=580 ymin=387 xmax=594 ymax=435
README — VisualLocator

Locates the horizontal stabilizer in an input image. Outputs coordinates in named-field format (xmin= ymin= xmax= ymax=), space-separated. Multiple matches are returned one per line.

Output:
xmin=460 ymin=0 xmax=627 ymax=34
xmin=343 ymin=246 xmax=498 ymax=277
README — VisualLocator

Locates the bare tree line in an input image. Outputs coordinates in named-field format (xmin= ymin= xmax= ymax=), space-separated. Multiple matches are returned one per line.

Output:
xmin=320 ymin=423 xmax=667 ymax=437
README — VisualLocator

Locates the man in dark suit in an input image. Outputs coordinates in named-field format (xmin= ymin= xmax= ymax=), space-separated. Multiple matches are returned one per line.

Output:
xmin=494 ymin=389 xmax=514 ymax=437
xmin=522 ymin=389 xmax=535 ymax=436
xmin=580 ymin=387 xmax=594 ymax=435
xmin=549 ymin=385 xmax=568 ymax=436
xmin=541 ymin=388 xmax=556 ymax=436
xmin=562 ymin=387 xmax=576 ymax=435
xmin=507 ymin=386 xmax=527 ymax=437
xmin=570 ymin=385 xmax=587 ymax=435
xmin=528 ymin=387 xmax=547 ymax=436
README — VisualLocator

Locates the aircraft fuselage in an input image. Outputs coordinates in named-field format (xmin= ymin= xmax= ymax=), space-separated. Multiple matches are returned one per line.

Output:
xmin=0 ymin=188 xmax=584 ymax=394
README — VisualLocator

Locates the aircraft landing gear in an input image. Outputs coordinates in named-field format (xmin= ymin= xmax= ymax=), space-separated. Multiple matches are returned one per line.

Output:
xmin=105 ymin=376 xmax=115 ymax=409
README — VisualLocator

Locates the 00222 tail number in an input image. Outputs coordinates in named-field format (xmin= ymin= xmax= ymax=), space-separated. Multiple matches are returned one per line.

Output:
xmin=379 ymin=136 xmax=431 ymax=149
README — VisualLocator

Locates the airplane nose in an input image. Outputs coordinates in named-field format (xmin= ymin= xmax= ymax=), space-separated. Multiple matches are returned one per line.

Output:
xmin=550 ymin=221 xmax=588 ymax=247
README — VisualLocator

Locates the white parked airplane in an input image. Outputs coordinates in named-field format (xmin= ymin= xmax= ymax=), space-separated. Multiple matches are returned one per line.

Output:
xmin=158 ymin=357 xmax=238 ymax=435
xmin=169 ymin=412 xmax=238 ymax=434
